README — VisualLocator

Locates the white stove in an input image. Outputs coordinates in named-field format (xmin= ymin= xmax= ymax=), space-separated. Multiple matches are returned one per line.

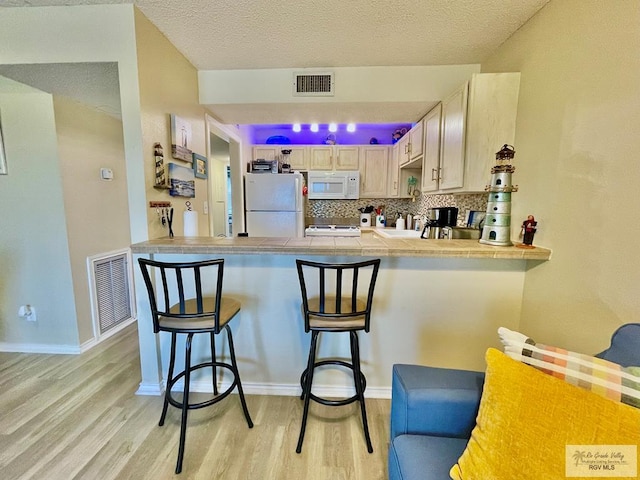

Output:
xmin=304 ymin=224 xmax=361 ymax=237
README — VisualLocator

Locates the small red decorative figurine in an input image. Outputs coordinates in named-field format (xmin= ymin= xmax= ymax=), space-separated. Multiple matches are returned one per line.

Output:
xmin=518 ymin=215 xmax=537 ymax=248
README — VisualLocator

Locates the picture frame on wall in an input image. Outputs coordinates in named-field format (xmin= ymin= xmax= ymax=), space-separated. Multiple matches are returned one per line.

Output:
xmin=168 ymin=162 xmax=195 ymax=198
xmin=170 ymin=114 xmax=193 ymax=162
xmin=193 ymin=153 xmax=207 ymax=179
xmin=0 ymin=111 xmax=7 ymax=175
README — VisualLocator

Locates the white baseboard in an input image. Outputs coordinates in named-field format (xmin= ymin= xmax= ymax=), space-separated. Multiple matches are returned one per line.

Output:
xmin=0 ymin=318 xmax=138 ymax=355
xmin=0 ymin=342 xmax=82 ymax=354
xmin=136 ymin=381 xmax=165 ymax=396
xmin=84 ymin=317 xmax=137 ymax=353
xmin=173 ymin=379 xmax=392 ymax=399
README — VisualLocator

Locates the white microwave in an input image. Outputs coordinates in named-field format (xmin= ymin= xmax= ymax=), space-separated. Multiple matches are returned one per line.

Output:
xmin=307 ymin=171 xmax=360 ymax=200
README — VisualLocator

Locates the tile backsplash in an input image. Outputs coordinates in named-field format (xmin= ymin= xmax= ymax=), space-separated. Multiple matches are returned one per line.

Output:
xmin=307 ymin=193 xmax=488 ymax=226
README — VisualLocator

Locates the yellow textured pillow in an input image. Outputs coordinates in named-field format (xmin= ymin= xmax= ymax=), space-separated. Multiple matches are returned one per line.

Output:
xmin=450 ymin=348 xmax=640 ymax=480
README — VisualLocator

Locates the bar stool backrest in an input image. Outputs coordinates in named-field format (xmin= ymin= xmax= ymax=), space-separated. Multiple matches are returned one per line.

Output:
xmin=138 ymin=258 xmax=225 ymax=334
xmin=296 ymin=258 xmax=381 ymax=333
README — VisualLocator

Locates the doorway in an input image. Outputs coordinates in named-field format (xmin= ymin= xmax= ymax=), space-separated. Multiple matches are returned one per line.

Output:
xmin=205 ymin=114 xmax=244 ymax=237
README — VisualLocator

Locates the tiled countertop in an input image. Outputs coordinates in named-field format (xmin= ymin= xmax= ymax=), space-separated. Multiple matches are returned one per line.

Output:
xmin=131 ymin=231 xmax=551 ymax=260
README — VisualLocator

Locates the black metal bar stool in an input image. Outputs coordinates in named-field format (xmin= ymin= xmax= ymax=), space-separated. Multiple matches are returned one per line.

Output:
xmin=138 ymin=258 xmax=253 ymax=474
xmin=295 ymin=258 xmax=381 ymax=454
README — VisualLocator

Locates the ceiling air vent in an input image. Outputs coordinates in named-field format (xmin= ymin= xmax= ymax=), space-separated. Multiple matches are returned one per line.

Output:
xmin=293 ymin=72 xmax=334 ymax=97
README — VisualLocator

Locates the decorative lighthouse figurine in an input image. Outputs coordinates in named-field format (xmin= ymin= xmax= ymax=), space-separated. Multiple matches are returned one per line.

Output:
xmin=479 ymin=145 xmax=519 ymax=246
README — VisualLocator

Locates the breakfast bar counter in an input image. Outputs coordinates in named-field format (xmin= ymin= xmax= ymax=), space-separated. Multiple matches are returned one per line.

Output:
xmin=130 ymin=233 xmax=551 ymax=260
xmin=131 ymin=234 xmax=551 ymax=398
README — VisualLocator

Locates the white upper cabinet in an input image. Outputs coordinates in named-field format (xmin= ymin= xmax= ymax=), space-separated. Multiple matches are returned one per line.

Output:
xmin=396 ymin=133 xmax=410 ymax=167
xmin=334 ymin=146 xmax=360 ymax=170
xmin=285 ymin=147 xmax=308 ymax=171
xmin=408 ymin=120 xmax=424 ymax=162
xmin=359 ymin=146 xmax=389 ymax=198
xmin=421 ymin=104 xmax=442 ymax=193
xmin=387 ymin=143 xmax=400 ymax=197
xmin=306 ymin=145 xmax=360 ymax=170
xmin=252 ymin=146 xmax=279 ymax=161
xmin=253 ymin=146 xmax=308 ymax=170
xmin=439 ymin=82 xmax=469 ymax=190
xmin=308 ymin=146 xmax=334 ymax=170
xmin=439 ymin=72 xmax=521 ymax=193
xmin=398 ymin=120 xmax=424 ymax=169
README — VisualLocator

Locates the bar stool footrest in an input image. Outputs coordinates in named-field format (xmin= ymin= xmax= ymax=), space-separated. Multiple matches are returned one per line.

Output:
xmin=300 ymin=359 xmax=367 ymax=406
xmin=166 ymin=361 xmax=238 ymax=411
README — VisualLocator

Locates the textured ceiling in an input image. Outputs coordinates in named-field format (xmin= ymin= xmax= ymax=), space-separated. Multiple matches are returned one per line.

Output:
xmin=1 ymin=0 xmax=550 ymax=123
xmin=0 ymin=63 xmax=121 ymax=118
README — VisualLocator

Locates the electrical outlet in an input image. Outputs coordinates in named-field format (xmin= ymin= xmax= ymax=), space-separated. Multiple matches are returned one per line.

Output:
xmin=18 ymin=305 xmax=37 ymax=322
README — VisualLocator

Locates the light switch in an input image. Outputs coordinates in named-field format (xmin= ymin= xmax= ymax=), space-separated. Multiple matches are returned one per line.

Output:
xmin=100 ymin=167 xmax=114 ymax=180
xmin=203 ymin=201 xmax=209 ymax=214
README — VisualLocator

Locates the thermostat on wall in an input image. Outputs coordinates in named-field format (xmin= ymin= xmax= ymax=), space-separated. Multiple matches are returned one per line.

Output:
xmin=100 ymin=168 xmax=114 ymax=180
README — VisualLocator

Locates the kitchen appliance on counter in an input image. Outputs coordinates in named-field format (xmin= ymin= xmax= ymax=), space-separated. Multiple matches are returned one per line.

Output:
xmin=245 ymin=173 xmax=304 ymax=237
xmin=421 ymin=207 xmax=459 ymax=239
xmin=428 ymin=207 xmax=459 ymax=227
xmin=305 ymin=225 xmax=361 ymax=237
xmin=307 ymin=171 xmax=360 ymax=200
xmin=250 ymin=159 xmax=279 ymax=173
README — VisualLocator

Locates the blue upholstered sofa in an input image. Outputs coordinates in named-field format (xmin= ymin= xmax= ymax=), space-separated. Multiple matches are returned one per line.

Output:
xmin=388 ymin=323 xmax=640 ymax=480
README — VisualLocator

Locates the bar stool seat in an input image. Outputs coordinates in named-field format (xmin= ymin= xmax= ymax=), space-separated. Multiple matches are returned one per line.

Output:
xmin=138 ymin=258 xmax=253 ymax=474
xmin=295 ymin=258 xmax=381 ymax=454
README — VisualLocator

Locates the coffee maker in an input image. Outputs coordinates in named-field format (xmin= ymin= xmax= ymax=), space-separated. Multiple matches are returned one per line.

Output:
xmin=421 ymin=207 xmax=458 ymax=239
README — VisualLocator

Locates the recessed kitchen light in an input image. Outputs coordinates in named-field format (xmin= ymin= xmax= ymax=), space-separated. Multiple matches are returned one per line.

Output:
xmin=292 ymin=123 xmax=301 ymax=132
xmin=328 ymin=123 xmax=337 ymax=133
xmin=347 ymin=123 xmax=356 ymax=133
xmin=310 ymin=123 xmax=319 ymax=132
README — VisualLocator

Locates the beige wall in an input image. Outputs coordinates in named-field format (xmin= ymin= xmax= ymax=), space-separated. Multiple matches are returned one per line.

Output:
xmin=482 ymin=0 xmax=640 ymax=352
xmin=0 ymin=81 xmax=80 ymax=347
xmin=54 ymin=96 xmax=131 ymax=343
xmin=0 ymin=4 xmax=145 ymax=350
xmin=134 ymin=8 xmax=210 ymax=239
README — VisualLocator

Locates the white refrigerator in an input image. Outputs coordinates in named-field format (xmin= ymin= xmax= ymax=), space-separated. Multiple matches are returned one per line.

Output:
xmin=245 ymin=173 xmax=305 ymax=237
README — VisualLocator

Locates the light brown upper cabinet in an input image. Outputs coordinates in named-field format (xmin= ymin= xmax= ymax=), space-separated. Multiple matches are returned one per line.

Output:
xmin=252 ymin=146 xmax=309 ymax=170
xmin=438 ymin=72 xmax=521 ymax=193
xmin=421 ymin=104 xmax=442 ymax=193
xmin=397 ymin=121 xmax=424 ymax=169
xmin=359 ymin=146 xmax=389 ymax=198
xmin=307 ymin=146 xmax=360 ymax=170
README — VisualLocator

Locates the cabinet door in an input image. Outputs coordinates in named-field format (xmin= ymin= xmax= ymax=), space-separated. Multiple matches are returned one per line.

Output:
xmin=461 ymin=72 xmax=520 ymax=192
xmin=397 ymin=134 xmax=411 ymax=167
xmin=387 ymin=143 xmax=400 ymax=197
xmin=286 ymin=147 xmax=308 ymax=170
xmin=308 ymin=146 xmax=334 ymax=170
xmin=409 ymin=120 xmax=424 ymax=161
xmin=439 ymin=82 xmax=468 ymax=190
xmin=253 ymin=146 xmax=279 ymax=160
xmin=335 ymin=146 xmax=360 ymax=170
xmin=421 ymin=104 xmax=442 ymax=193
xmin=359 ymin=146 xmax=389 ymax=198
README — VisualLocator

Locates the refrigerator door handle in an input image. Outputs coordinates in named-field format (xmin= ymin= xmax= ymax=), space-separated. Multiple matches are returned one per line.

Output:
xmin=295 ymin=176 xmax=301 ymax=211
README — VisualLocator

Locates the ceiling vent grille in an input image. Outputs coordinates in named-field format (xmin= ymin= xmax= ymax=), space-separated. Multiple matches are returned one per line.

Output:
xmin=293 ymin=72 xmax=334 ymax=96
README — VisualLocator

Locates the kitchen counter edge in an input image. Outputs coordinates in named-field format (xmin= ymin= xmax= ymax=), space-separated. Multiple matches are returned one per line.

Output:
xmin=130 ymin=236 xmax=551 ymax=261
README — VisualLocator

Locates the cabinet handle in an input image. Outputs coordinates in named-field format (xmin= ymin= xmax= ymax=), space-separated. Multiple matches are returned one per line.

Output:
xmin=438 ymin=167 xmax=443 ymax=181
xmin=394 ymin=181 xmax=397 ymax=189
xmin=431 ymin=168 xmax=437 ymax=181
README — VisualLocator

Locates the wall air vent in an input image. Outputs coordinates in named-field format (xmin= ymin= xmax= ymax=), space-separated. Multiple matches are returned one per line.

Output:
xmin=293 ymin=72 xmax=334 ymax=97
xmin=88 ymin=249 xmax=135 ymax=341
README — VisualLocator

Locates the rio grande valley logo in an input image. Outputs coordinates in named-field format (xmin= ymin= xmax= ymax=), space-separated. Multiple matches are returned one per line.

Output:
xmin=566 ymin=445 xmax=637 ymax=477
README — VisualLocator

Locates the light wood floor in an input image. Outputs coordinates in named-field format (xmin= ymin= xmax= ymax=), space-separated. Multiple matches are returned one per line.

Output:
xmin=0 ymin=324 xmax=391 ymax=479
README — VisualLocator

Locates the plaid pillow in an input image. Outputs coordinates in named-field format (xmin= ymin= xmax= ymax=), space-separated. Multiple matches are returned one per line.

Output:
xmin=498 ymin=327 xmax=640 ymax=409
